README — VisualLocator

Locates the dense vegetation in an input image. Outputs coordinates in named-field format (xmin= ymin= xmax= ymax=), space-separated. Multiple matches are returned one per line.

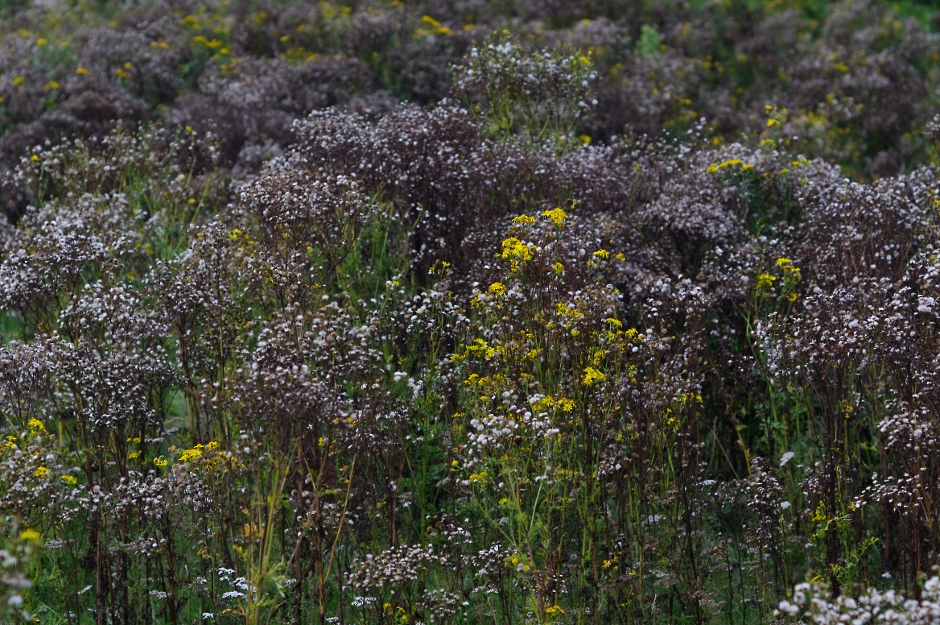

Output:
xmin=3 ymin=0 xmax=940 ymax=622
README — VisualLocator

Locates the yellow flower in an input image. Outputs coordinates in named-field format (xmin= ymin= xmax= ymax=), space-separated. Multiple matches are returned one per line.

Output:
xmin=153 ymin=456 xmax=168 ymax=467
xmin=76 ymin=67 xmax=87 ymax=75
xmin=178 ymin=446 xmax=203 ymax=462
xmin=128 ymin=450 xmax=142 ymax=460
xmin=468 ymin=471 xmax=487 ymax=484
xmin=556 ymin=302 xmax=584 ymax=318
xmin=593 ymin=249 xmax=609 ymax=259
xmin=582 ymin=367 xmax=606 ymax=386
xmin=13 ymin=75 xmax=24 ymax=86
xmin=756 ymin=273 xmax=776 ymax=289
xmin=34 ymin=466 xmax=51 ymax=478
xmin=545 ymin=605 xmax=565 ymax=616
xmin=19 ymin=529 xmax=40 ymax=543
xmin=500 ymin=237 xmax=533 ymax=262
xmin=552 ymin=262 xmax=564 ymax=275
xmin=541 ymin=207 xmax=568 ymax=227
xmin=420 ymin=15 xmax=452 ymax=35
xmin=27 ymin=418 xmax=46 ymax=432
xmin=776 ymin=257 xmax=801 ymax=279
xmin=61 ymin=474 xmax=77 ymax=485
xmin=558 ymin=398 xmax=576 ymax=412
xmin=488 ymin=282 xmax=506 ymax=295
xmin=512 ymin=213 xmax=536 ymax=225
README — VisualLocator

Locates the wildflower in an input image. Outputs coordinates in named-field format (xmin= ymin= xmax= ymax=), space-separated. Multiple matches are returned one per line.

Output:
xmin=27 ymin=418 xmax=46 ymax=432
xmin=61 ymin=474 xmax=77 ymax=485
xmin=557 ymin=398 xmax=576 ymax=412
xmin=420 ymin=15 xmax=452 ymax=35
xmin=541 ymin=207 xmax=568 ymax=227
xmin=153 ymin=456 xmax=169 ymax=467
xmin=34 ymin=466 xmax=50 ymax=478
xmin=556 ymin=302 xmax=584 ymax=318
xmin=488 ymin=282 xmax=506 ymax=295
xmin=756 ymin=273 xmax=776 ymax=289
xmin=593 ymin=249 xmax=609 ymax=259
xmin=500 ymin=237 xmax=533 ymax=262
xmin=545 ymin=605 xmax=565 ymax=616
xmin=19 ymin=529 xmax=40 ymax=543
xmin=179 ymin=446 xmax=204 ymax=462
xmin=512 ymin=213 xmax=536 ymax=225
xmin=582 ymin=367 xmax=606 ymax=385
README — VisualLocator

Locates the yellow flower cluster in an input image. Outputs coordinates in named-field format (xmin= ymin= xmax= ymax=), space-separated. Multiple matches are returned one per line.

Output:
xmin=178 ymin=441 xmax=220 ymax=463
xmin=27 ymin=418 xmax=46 ymax=432
xmin=776 ymin=256 xmax=801 ymax=279
xmin=756 ymin=273 xmax=776 ymax=289
xmin=706 ymin=159 xmax=753 ymax=174
xmin=541 ymin=207 xmax=568 ymax=227
xmin=556 ymin=302 xmax=584 ymax=318
xmin=419 ymin=15 xmax=452 ymax=35
xmin=582 ymin=367 xmax=606 ymax=386
xmin=500 ymin=237 xmax=533 ymax=262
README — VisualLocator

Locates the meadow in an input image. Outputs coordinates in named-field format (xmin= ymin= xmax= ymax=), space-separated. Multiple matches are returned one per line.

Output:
xmin=2 ymin=0 xmax=940 ymax=622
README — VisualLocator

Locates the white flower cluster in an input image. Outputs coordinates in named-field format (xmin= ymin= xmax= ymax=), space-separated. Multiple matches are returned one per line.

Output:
xmin=778 ymin=576 xmax=940 ymax=623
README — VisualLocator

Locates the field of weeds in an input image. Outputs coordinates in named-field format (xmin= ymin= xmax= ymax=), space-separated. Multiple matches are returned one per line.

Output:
xmin=3 ymin=0 xmax=940 ymax=622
